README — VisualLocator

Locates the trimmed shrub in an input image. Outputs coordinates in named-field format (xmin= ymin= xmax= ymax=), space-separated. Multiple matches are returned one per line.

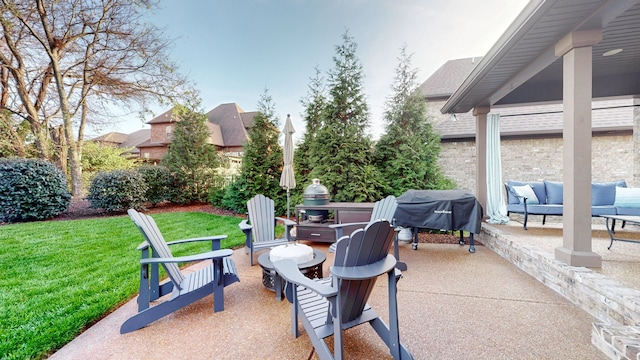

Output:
xmin=221 ymin=176 xmax=250 ymax=214
xmin=87 ymin=170 xmax=148 ymax=213
xmin=137 ymin=165 xmax=173 ymax=206
xmin=208 ymin=185 xmax=226 ymax=208
xmin=0 ymin=157 xmax=71 ymax=222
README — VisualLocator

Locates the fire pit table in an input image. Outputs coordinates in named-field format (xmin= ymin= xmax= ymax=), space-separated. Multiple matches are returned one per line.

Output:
xmin=257 ymin=244 xmax=326 ymax=301
xmin=395 ymin=189 xmax=483 ymax=253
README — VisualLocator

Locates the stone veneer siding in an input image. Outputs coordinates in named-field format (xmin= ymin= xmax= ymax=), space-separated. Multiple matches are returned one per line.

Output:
xmin=481 ymin=224 xmax=640 ymax=360
xmin=438 ymin=133 xmax=636 ymax=193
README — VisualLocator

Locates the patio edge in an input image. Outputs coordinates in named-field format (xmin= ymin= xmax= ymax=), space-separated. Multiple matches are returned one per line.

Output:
xmin=481 ymin=224 xmax=640 ymax=359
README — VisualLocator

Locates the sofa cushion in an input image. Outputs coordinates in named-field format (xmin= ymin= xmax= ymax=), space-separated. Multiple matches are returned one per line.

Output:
xmin=614 ymin=187 xmax=640 ymax=208
xmin=544 ymin=181 xmax=563 ymax=204
xmin=616 ymin=207 xmax=640 ymax=216
xmin=507 ymin=181 xmax=546 ymax=204
xmin=592 ymin=181 xmax=626 ymax=206
xmin=512 ymin=184 xmax=540 ymax=204
xmin=524 ymin=204 xmax=563 ymax=215
xmin=591 ymin=206 xmax=618 ymax=216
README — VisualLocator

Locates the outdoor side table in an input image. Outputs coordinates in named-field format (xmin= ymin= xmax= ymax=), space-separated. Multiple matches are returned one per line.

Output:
xmin=257 ymin=248 xmax=326 ymax=301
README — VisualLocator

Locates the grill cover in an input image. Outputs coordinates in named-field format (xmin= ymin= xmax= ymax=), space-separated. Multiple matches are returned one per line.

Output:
xmin=394 ymin=190 xmax=483 ymax=234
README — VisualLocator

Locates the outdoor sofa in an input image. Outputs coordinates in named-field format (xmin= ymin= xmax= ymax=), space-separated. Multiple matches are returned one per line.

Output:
xmin=505 ymin=179 xmax=640 ymax=229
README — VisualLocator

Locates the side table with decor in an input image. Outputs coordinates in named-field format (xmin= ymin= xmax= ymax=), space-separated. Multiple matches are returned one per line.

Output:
xmin=257 ymin=243 xmax=326 ymax=301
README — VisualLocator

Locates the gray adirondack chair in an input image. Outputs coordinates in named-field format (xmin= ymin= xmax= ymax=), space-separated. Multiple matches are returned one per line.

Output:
xmin=329 ymin=195 xmax=397 ymax=243
xmin=328 ymin=196 xmax=403 ymax=269
xmin=121 ymin=209 xmax=240 ymax=334
xmin=239 ymin=194 xmax=295 ymax=266
xmin=273 ymin=220 xmax=414 ymax=360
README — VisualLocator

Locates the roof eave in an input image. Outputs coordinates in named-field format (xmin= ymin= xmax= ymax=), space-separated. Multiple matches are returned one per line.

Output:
xmin=441 ymin=0 xmax=548 ymax=114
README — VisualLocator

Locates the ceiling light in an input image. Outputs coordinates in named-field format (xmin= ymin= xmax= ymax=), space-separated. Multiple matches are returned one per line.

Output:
xmin=603 ymin=48 xmax=623 ymax=56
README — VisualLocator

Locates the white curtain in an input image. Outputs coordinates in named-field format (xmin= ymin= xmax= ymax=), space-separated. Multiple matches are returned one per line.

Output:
xmin=486 ymin=113 xmax=509 ymax=224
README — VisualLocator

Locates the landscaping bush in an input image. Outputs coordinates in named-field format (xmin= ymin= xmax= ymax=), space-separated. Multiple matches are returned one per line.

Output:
xmin=208 ymin=185 xmax=226 ymax=208
xmin=137 ymin=165 xmax=173 ymax=206
xmin=0 ymin=157 xmax=71 ymax=222
xmin=87 ymin=170 xmax=148 ymax=212
xmin=220 ymin=176 xmax=249 ymax=214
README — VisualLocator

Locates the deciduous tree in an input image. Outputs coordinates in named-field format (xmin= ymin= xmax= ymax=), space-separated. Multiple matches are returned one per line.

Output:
xmin=0 ymin=0 xmax=189 ymax=196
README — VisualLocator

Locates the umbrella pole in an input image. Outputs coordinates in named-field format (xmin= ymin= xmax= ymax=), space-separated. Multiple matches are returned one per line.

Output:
xmin=286 ymin=188 xmax=291 ymax=219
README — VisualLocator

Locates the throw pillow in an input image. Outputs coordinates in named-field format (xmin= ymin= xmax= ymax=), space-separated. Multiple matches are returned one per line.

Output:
xmin=614 ymin=187 xmax=640 ymax=208
xmin=512 ymin=184 xmax=540 ymax=204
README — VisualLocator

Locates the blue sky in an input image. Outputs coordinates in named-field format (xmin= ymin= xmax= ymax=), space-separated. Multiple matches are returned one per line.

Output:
xmin=97 ymin=0 xmax=529 ymax=142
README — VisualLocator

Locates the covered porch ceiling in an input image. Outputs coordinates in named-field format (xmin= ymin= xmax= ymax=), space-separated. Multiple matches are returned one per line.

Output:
xmin=442 ymin=0 xmax=640 ymax=114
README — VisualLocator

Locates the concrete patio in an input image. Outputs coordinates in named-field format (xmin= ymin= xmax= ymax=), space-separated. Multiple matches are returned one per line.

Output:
xmin=48 ymin=217 xmax=640 ymax=359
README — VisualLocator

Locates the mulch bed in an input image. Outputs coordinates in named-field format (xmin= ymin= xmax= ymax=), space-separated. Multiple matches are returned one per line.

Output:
xmin=52 ymin=198 xmax=480 ymax=245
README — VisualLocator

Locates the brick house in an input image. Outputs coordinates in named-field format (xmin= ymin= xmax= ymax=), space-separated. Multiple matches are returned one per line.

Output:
xmin=108 ymin=103 xmax=255 ymax=160
xmin=419 ymin=57 xmax=638 ymax=193
xmin=92 ymin=102 xmax=257 ymax=176
xmin=90 ymin=129 xmax=151 ymax=158
xmin=428 ymin=1 xmax=640 ymax=267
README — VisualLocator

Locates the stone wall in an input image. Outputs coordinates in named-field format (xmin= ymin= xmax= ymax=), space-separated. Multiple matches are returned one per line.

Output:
xmin=481 ymin=224 xmax=640 ymax=360
xmin=438 ymin=133 xmax=636 ymax=193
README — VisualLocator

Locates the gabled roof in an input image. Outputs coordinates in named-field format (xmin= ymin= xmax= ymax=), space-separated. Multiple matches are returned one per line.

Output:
xmin=419 ymin=57 xmax=482 ymax=100
xmin=207 ymin=103 xmax=253 ymax=147
xmin=442 ymin=0 xmax=640 ymax=114
xmin=206 ymin=122 xmax=224 ymax=146
xmin=119 ymin=129 xmax=151 ymax=150
xmin=146 ymin=108 xmax=176 ymax=124
xmin=421 ymin=56 xmax=634 ymax=139
xmin=240 ymin=111 xmax=259 ymax=130
xmin=90 ymin=131 xmax=130 ymax=144
xmin=136 ymin=139 xmax=169 ymax=148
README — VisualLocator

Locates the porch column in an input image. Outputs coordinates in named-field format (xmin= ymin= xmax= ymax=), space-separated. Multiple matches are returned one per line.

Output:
xmin=634 ymin=97 xmax=640 ymax=186
xmin=473 ymin=106 xmax=490 ymax=214
xmin=554 ymin=30 xmax=602 ymax=267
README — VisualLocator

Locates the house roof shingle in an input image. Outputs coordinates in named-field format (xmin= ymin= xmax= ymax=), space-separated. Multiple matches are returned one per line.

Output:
xmin=206 ymin=122 xmax=224 ymax=146
xmin=420 ymin=58 xmax=635 ymax=139
xmin=146 ymin=109 xmax=175 ymax=124
xmin=207 ymin=103 xmax=253 ymax=147
xmin=434 ymin=99 xmax=635 ymax=140
xmin=419 ymin=57 xmax=482 ymax=100
xmin=90 ymin=132 xmax=130 ymax=144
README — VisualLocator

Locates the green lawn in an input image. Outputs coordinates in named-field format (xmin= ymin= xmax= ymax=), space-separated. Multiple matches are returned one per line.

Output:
xmin=0 ymin=212 xmax=245 ymax=360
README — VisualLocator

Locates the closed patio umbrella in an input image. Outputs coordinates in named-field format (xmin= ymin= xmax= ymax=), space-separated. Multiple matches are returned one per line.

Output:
xmin=280 ymin=114 xmax=296 ymax=218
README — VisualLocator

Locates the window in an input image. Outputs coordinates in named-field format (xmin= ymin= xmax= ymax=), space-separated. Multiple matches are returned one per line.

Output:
xmin=165 ymin=126 xmax=173 ymax=140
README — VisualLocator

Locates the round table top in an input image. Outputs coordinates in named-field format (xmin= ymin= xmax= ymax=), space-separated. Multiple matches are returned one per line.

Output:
xmin=258 ymin=248 xmax=326 ymax=270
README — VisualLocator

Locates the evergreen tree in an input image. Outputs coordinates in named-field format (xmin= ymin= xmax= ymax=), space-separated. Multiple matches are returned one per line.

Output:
xmin=237 ymin=89 xmax=285 ymax=213
xmin=163 ymin=101 xmax=221 ymax=203
xmin=309 ymin=30 xmax=383 ymax=202
xmin=374 ymin=45 xmax=455 ymax=195
xmin=294 ymin=67 xmax=327 ymax=198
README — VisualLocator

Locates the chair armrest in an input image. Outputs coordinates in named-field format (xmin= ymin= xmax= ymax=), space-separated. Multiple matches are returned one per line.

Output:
xmin=166 ymin=235 xmax=227 ymax=246
xmin=275 ymin=217 xmax=296 ymax=227
xmin=140 ymin=249 xmax=233 ymax=265
xmin=331 ymin=255 xmax=397 ymax=280
xmin=273 ymin=259 xmax=337 ymax=298
xmin=239 ymin=219 xmax=252 ymax=232
xmin=275 ymin=217 xmax=295 ymax=241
